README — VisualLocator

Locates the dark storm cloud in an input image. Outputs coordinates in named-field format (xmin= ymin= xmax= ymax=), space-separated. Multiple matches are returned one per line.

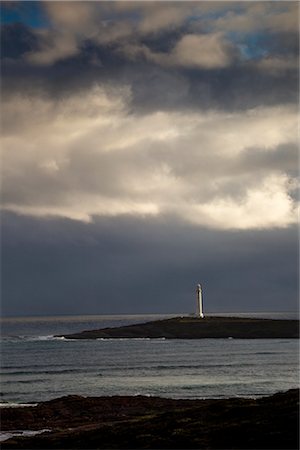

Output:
xmin=0 ymin=22 xmax=38 ymax=59
xmin=126 ymin=62 xmax=298 ymax=113
xmin=2 ymin=55 xmax=297 ymax=115
xmin=2 ymin=212 xmax=298 ymax=317
xmin=254 ymin=31 xmax=299 ymax=58
xmin=1 ymin=1 xmax=298 ymax=317
xmin=1 ymin=18 xmax=298 ymax=113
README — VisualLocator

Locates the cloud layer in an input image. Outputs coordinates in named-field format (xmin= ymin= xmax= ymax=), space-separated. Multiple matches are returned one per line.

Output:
xmin=2 ymin=83 xmax=298 ymax=229
xmin=1 ymin=1 xmax=298 ymax=315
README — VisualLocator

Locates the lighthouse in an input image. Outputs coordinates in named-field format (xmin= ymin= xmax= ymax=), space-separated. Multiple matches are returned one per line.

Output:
xmin=196 ymin=284 xmax=204 ymax=318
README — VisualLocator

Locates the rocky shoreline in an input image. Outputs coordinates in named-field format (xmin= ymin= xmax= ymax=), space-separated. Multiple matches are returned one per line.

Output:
xmin=1 ymin=389 xmax=299 ymax=449
xmin=59 ymin=316 xmax=299 ymax=340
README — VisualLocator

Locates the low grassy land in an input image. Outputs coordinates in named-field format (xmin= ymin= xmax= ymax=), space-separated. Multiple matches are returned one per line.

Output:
xmin=59 ymin=316 xmax=299 ymax=339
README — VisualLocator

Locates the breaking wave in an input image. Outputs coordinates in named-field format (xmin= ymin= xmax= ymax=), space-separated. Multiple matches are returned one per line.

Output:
xmin=0 ymin=429 xmax=50 ymax=442
xmin=0 ymin=402 xmax=38 ymax=408
xmin=1 ymin=335 xmax=65 ymax=343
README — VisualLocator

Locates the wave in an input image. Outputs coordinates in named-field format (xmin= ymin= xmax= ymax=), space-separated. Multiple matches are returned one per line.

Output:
xmin=154 ymin=363 xmax=254 ymax=370
xmin=1 ymin=335 xmax=66 ymax=343
xmin=0 ymin=402 xmax=38 ymax=408
xmin=255 ymin=352 xmax=280 ymax=355
xmin=2 ymin=379 xmax=47 ymax=385
xmin=0 ymin=429 xmax=50 ymax=442
xmin=1 ymin=363 xmax=80 ymax=370
xmin=133 ymin=393 xmax=154 ymax=397
xmin=2 ymin=361 xmax=285 ymax=377
xmin=96 ymin=337 xmax=166 ymax=341
xmin=3 ymin=368 xmax=86 ymax=376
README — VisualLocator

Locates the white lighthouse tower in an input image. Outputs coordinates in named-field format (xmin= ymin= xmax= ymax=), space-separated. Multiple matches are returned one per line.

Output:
xmin=196 ymin=284 xmax=204 ymax=318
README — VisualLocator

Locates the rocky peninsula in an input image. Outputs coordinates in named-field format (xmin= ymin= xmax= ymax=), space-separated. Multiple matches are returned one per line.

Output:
xmin=59 ymin=316 xmax=299 ymax=339
xmin=1 ymin=389 xmax=299 ymax=449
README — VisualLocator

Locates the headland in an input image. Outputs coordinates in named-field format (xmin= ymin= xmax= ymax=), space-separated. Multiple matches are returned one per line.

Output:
xmin=59 ymin=316 xmax=299 ymax=339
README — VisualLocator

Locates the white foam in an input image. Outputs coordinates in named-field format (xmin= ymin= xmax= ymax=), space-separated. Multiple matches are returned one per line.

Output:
xmin=95 ymin=337 xmax=166 ymax=341
xmin=0 ymin=402 xmax=38 ymax=408
xmin=1 ymin=335 xmax=66 ymax=343
xmin=0 ymin=429 xmax=50 ymax=442
xmin=29 ymin=335 xmax=65 ymax=341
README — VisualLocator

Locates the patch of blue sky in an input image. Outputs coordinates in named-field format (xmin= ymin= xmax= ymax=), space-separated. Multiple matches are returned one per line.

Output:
xmin=1 ymin=2 xmax=48 ymax=28
xmin=226 ymin=31 xmax=269 ymax=61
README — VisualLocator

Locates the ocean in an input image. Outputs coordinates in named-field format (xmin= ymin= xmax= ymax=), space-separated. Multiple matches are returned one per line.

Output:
xmin=1 ymin=313 xmax=299 ymax=406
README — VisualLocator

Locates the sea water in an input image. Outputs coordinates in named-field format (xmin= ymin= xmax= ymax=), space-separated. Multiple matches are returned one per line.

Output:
xmin=0 ymin=313 xmax=299 ymax=405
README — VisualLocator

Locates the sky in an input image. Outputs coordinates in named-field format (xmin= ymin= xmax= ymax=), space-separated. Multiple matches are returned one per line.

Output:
xmin=1 ymin=1 xmax=299 ymax=317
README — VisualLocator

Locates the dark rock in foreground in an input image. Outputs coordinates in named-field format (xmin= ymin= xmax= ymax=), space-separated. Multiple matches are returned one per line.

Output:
xmin=2 ymin=389 xmax=299 ymax=449
xmin=59 ymin=316 xmax=299 ymax=340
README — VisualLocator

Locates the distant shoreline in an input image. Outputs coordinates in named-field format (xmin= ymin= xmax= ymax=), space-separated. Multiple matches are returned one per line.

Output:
xmin=59 ymin=316 xmax=300 ymax=340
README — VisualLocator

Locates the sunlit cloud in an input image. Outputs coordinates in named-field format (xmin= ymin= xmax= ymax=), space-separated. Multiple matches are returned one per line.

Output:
xmin=1 ymin=0 xmax=299 ymax=315
xmin=122 ymin=32 xmax=235 ymax=69
xmin=186 ymin=174 xmax=297 ymax=230
xmin=1 ymin=83 xmax=297 ymax=230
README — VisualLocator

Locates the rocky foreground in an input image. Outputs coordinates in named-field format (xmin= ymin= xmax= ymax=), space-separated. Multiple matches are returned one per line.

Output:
xmin=59 ymin=316 xmax=299 ymax=339
xmin=1 ymin=389 xmax=299 ymax=449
